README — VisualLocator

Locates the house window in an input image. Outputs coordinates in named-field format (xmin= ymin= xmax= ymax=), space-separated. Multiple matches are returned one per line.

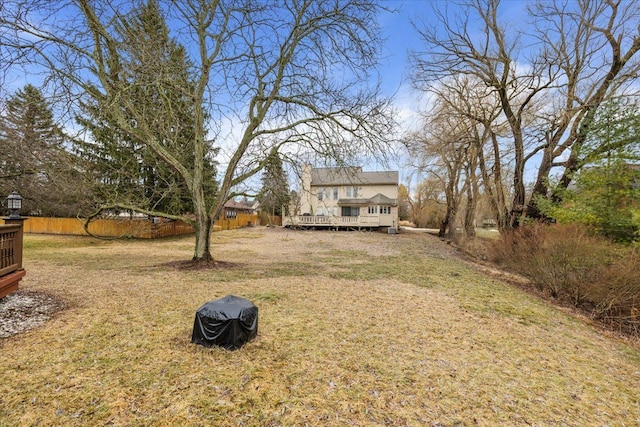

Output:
xmin=225 ymin=209 xmax=237 ymax=219
xmin=332 ymin=207 xmax=338 ymax=216
xmin=333 ymin=187 xmax=338 ymax=200
xmin=367 ymin=206 xmax=378 ymax=214
xmin=380 ymin=206 xmax=391 ymax=214
xmin=341 ymin=206 xmax=360 ymax=217
xmin=325 ymin=187 xmax=331 ymax=200
xmin=346 ymin=187 xmax=351 ymax=198
xmin=316 ymin=207 xmax=324 ymax=216
xmin=353 ymin=187 xmax=358 ymax=198
xmin=317 ymin=187 xmax=323 ymax=200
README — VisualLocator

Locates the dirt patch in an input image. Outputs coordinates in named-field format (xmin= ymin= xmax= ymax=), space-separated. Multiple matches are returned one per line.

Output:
xmin=161 ymin=259 xmax=240 ymax=270
xmin=0 ymin=290 xmax=66 ymax=338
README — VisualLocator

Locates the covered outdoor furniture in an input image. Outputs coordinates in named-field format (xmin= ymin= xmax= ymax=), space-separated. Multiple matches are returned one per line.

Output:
xmin=191 ymin=295 xmax=258 ymax=349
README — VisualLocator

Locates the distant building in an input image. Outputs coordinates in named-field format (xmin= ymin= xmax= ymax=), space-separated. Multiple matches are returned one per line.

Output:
xmin=283 ymin=165 xmax=399 ymax=231
xmin=220 ymin=199 xmax=254 ymax=220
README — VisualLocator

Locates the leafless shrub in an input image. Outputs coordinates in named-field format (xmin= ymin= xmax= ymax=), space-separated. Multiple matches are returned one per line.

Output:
xmin=590 ymin=251 xmax=640 ymax=334
xmin=489 ymin=223 xmax=639 ymax=335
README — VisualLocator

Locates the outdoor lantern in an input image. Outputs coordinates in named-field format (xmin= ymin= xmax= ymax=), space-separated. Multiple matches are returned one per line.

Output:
xmin=7 ymin=191 xmax=23 ymax=219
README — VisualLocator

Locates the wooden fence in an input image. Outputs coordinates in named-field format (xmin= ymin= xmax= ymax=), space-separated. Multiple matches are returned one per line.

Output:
xmin=23 ymin=214 xmax=263 ymax=238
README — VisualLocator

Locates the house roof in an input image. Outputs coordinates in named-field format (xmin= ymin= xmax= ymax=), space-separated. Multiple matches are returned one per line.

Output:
xmin=311 ymin=167 xmax=398 ymax=186
xmin=369 ymin=193 xmax=397 ymax=205
xmin=338 ymin=193 xmax=397 ymax=207
xmin=224 ymin=200 xmax=254 ymax=211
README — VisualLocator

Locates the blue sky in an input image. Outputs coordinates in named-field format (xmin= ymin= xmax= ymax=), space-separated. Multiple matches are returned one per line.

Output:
xmin=375 ymin=1 xmax=445 ymax=181
xmin=378 ymin=1 xmax=429 ymax=126
xmin=376 ymin=0 xmax=531 ymax=120
xmin=379 ymin=1 xmax=424 ymax=93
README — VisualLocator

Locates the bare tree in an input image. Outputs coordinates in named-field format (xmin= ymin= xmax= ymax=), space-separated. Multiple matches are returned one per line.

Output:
xmin=440 ymin=76 xmax=513 ymax=232
xmin=406 ymin=73 xmax=514 ymax=237
xmin=410 ymin=0 xmax=640 ymax=228
xmin=406 ymin=99 xmax=473 ymax=238
xmin=0 ymin=0 xmax=394 ymax=263
xmin=405 ymin=178 xmax=446 ymax=230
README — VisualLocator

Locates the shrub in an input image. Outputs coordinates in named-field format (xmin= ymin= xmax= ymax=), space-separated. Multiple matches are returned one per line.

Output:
xmin=489 ymin=223 xmax=639 ymax=334
xmin=490 ymin=224 xmax=611 ymax=299
xmin=591 ymin=251 xmax=640 ymax=334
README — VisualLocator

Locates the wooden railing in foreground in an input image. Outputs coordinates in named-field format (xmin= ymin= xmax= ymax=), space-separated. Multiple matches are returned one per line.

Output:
xmin=0 ymin=225 xmax=21 ymax=276
xmin=0 ymin=223 xmax=26 ymax=299
xmin=22 ymin=214 xmax=262 ymax=238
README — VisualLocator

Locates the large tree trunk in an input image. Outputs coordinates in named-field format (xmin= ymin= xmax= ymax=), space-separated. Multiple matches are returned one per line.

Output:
xmin=463 ymin=179 xmax=477 ymax=238
xmin=498 ymin=88 xmax=526 ymax=229
xmin=193 ymin=216 xmax=213 ymax=262
xmin=439 ymin=205 xmax=454 ymax=239
xmin=439 ymin=185 xmax=457 ymax=239
xmin=526 ymin=147 xmax=555 ymax=219
xmin=476 ymin=132 xmax=510 ymax=232
xmin=191 ymin=171 xmax=213 ymax=262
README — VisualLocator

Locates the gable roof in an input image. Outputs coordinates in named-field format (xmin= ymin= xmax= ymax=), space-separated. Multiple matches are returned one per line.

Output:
xmin=369 ymin=193 xmax=397 ymax=205
xmin=311 ymin=167 xmax=398 ymax=186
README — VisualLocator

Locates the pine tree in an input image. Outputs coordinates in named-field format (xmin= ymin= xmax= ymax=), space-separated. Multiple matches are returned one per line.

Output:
xmin=75 ymin=0 xmax=216 ymax=217
xmin=0 ymin=85 xmax=84 ymax=216
xmin=539 ymin=99 xmax=640 ymax=243
xmin=257 ymin=154 xmax=291 ymax=220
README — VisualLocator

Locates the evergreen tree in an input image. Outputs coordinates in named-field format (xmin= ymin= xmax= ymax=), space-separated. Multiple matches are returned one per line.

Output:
xmin=0 ymin=84 xmax=85 ymax=216
xmin=257 ymin=154 xmax=290 ymax=220
xmin=578 ymin=98 xmax=640 ymax=166
xmin=75 ymin=0 xmax=217 ymax=217
xmin=538 ymin=160 xmax=640 ymax=243
xmin=537 ymin=98 xmax=640 ymax=242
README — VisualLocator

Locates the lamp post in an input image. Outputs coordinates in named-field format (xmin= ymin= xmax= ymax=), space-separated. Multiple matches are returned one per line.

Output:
xmin=3 ymin=190 xmax=27 ymax=255
xmin=6 ymin=190 xmax=23 ymax=219
xmin=1 ymin=191 xmax=27 ymax=298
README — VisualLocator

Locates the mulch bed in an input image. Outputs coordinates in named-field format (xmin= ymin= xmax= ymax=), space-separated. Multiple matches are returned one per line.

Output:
xmin=0 ymin=290 xmax=66 ymax=339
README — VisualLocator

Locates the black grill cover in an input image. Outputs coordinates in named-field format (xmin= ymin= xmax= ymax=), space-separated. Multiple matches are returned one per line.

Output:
xmin=191 ymin=295 xmax=258 ymax=349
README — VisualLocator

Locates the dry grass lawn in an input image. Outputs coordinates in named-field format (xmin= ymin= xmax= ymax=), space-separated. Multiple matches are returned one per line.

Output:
xmin=1 ymin=227 xmax=639 ymax=426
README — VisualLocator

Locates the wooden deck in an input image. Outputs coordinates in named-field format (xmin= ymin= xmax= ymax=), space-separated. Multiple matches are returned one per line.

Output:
xmin=283 ymin=215 xmax=387 ymax=230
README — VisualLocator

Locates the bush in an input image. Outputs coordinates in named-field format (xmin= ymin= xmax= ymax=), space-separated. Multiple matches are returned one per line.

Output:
xmin=489 ymin=223 xmax=640 ymax=334
xmin=592 ymin=252 xmax=640 ymax=334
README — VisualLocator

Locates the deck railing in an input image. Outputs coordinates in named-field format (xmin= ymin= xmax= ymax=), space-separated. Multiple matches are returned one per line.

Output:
xmin=283 ymin=215 xmax=380 ymax=227
xmin=0 ymin=222 xmax=25 ymax=299
xmin=0 ymin=224 xmax=22 ymax=277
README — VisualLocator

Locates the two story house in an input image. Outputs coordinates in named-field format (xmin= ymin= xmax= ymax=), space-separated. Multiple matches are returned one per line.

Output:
xmin=283 ymin=165 xmax=399 ymax=231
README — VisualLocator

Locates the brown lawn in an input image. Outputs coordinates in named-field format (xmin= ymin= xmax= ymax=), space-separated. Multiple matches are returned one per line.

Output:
xmin=0 ymin=227 xmax=638 ymax=426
